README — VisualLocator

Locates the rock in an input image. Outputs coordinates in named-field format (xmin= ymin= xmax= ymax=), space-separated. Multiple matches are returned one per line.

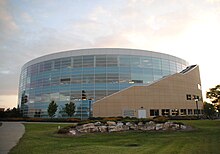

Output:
xmin=98 ymin=126 xmax=107 ymax=132
xmin=122 ymin=125 xmax=130 ymax=131
xmin=108 ymin=126 xmax=117 ymax=132
xmin=129 ymin=124 xmax=138 ymax=130
xmin=107 ymin=121 xmax=116 ymax=126
xmin=94 ymin=121 xmax=102 ymax=126
xmin=155 ymin=124 xmax=164 ymax=130
xmin=117 ymin=122 xmax=124 ymax=126
xmin=138 ymin=125 xmax=147 ymax=131
xmin=146 ymin=125 xmax=155 ymax=130
xmin=76 ymin=123 xmax=100 ymax=133
xmin=169 ymin=124 xmax=179 ymax=130
xmin=181 ymin=125 xmax=187 ymax=129
xmin=69 ymin=129 xmax=77 ymax=135
xmin=83 ymin=123 xmax=95 ymax=128
xmin=138 ymin=122 xmax=143 ymax=126
xmin=59 ymin=121 xmax=188 ymax=136
xmin=148 ymin=121 xmax=155 ymax=125
xmin=145 ymin=121 xmax=156 ymax=130
xmin=164 ymin=122 xmax=172 ymax=130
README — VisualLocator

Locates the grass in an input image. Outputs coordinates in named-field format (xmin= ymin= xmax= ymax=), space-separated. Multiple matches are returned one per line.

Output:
xmin=10 ymin=120 xmax=220 ymax=154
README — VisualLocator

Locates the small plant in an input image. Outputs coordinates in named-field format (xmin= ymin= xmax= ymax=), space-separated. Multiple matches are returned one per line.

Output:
xmin=57 ymin=127 xmax=69 ymax=134
xmin=153 ymin=116 xmax=169 ymax=123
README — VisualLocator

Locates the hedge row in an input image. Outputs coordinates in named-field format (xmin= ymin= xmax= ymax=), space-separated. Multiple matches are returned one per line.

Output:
xmin=0 ymin=115 xmax=201 ymax=123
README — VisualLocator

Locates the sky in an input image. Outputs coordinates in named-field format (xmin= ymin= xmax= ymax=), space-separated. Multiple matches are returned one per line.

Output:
xmin=0 ymin=0 xmax=220 ymax=109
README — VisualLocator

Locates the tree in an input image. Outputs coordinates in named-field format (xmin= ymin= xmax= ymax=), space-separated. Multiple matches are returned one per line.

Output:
xmin=206 ymin=85 xmax=220 ymax=103
xmin=203 ymin=102 xmax=215 ymax=119
xmin=64 ymin=102 xmax=75 ymax=117
xmin=47 ymin=100 xmax=58 ymax=118
xmin=206 ymin=84 xmax=220 ymax=116
xmin=0 ymin=107 xmax=22 ymax=118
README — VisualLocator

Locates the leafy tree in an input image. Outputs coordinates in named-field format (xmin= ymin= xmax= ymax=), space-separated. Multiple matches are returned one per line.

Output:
xmin=64 ymin=102 xmax=75 ymax=117
xmin=203 ymin=102 xmax=215 ymax=119
xmin=206 ymin=85 xmax=220 ymax=116
xmin=0 ymin=107 xmax=22 ymax=118
xmin=206 ymin=85 xmax=220 ymax=103
xmin=47 ymin=100 xmax=58 ymax=118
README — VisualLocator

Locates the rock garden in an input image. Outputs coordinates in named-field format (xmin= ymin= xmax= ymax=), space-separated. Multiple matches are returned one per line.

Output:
xmin=57 ymin=117 xmax=191 ymax=136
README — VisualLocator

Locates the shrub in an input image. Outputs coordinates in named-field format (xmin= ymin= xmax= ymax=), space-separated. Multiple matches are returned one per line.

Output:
xmin=88 ymin=117 xmax=103 ymax=121
xmin=65 ymin=118 xmax=81 ymax=122
xmin=77 ymin=120 xmax=96 ymax=126
xmin=153 ymin=116 xmax=169 ymax=123
xmin=173 ymin=122 xmax=184 ymax=125
xmin=57 ymin=127 xmax=69 ymax=134
xmin=103 ymin=117 xmax=122 ymax=121
xmin=168 ymin=116 xmax=198 ymax=120
xmin=138 ymin=118 xmax=151 ymax=123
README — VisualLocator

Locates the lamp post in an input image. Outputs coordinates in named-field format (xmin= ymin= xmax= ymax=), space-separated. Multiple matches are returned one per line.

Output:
xmin=194 ymin=98 xmax=199 ymax=118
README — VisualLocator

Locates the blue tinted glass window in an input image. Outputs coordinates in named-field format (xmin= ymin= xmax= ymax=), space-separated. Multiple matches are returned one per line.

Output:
xmin=73 ymin=56 xmax=82 ymax=68
xmin=141 ymin=57 xmax=152 ymax=68
xmin=131 ymin=56 xmax=141 ymax=67
xmin=119 ymin=56 xmax=130 ymax=67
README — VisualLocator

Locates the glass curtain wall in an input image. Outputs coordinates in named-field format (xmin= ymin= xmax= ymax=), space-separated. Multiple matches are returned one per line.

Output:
xmin=19 ymin=54 xmax=187 ymax=118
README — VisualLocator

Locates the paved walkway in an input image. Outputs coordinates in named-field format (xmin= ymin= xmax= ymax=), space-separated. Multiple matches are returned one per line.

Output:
xmin=0 ymin=122 xmax=25 ymax=154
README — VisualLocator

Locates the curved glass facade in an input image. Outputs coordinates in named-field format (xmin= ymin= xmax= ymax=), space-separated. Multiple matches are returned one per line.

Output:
xmin=18 ymin=49 xmax=188 ymax=118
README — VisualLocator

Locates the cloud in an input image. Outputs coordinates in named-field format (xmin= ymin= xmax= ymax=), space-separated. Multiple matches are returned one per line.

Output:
xmin=1 ymin=0 xmax=220 ymax=102
xmin=0 ymin=0 xmax=19 ymax=42
xmin=21 ymin=12 xmax=33 ymax=23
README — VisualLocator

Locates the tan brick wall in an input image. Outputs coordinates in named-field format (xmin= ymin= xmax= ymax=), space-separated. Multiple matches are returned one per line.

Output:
xmin=93 ymin=65 xmax=203 ymax=117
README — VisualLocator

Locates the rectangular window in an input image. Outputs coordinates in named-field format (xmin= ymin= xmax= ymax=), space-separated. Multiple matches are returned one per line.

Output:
xmin=130 ymin=56 xmax=141 ymax=67
xmin=61 ymin=58 xmax=71 ymax=68
xmin=186 ymin=94 xmax=191 ymax=100
xmin=60 ymin=92 xmax=70 ymax=101
xmin=188 ymin=109 xmax=193 ymax=115
xmin=73 ymin=56 xmax=82 ymax=68
xmin=162 ymin=109 xmax=170 ymax=116
xmin=150 ymin=109 xmax=159 ymax=116
xmin=123 ymin=109 xmax=135 ymax=117
xmin=83 ymin=56 xmax=94 ymax=68
xmin=194 ymin=109 xmax=198 ymax=114
xmin=60 ymin=78 xmax=70 ymax=84
xmin=141 ymin=57 xmax=152 ymax=68
xmin=171 ymin=109 xmax=179 ymax=116
xmin=152 ymin=58 xmax=162 ymax=70
xmin=54 ymin=59 xmax=61 ymax=69
xmin=107 ymin=55 xmax=118 ymax=67
xmin=44 ymin=61 xmax=52 ymax=71
xmin=180 ymin=109 xmax=187 ymax=115
xmin=96 ymin=55 xmax=106 ymax=67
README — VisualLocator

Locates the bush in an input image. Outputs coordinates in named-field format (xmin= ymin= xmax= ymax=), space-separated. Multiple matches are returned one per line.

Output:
xmin=65 ymin=118 xmax=81 ymax=122
xmin=173 ymin=122 xmax=184 ymax=125
xmin=103 ymin=117 xmax=122 ymax=121
xmin=153 ymin=116 xmax=169 ymax=123
xmin=168 ymin=116 xmax=198 ymax=120
xmin=88 ymin=117 xmax=103 ymax=121
xmin=57 ymin=127 xmax=69 ymax=134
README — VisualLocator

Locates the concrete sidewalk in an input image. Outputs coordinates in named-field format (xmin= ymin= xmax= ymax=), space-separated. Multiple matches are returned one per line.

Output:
xmin=0 ymin=122 xmax=25 ymax=154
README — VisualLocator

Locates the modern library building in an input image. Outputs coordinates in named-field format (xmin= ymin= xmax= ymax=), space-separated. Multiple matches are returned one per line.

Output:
xmin=18 ymin=48 xmax=203 ymax=118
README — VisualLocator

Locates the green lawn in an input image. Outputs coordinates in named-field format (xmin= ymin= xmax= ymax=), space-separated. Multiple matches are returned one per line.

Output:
xmin=10 ymin=120 xmax=220 ymax=154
